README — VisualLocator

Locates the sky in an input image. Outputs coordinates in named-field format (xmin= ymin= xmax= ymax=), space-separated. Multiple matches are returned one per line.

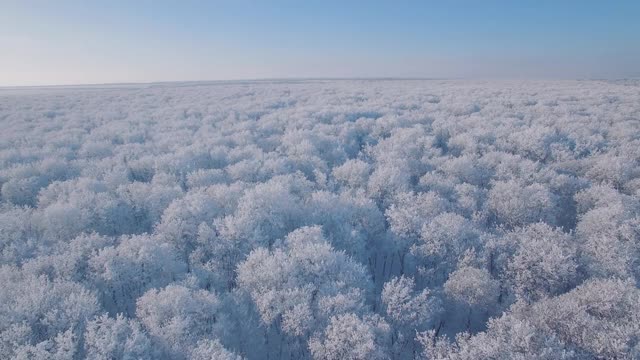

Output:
xmin=1 ymin=0 xmax=640 ymax=86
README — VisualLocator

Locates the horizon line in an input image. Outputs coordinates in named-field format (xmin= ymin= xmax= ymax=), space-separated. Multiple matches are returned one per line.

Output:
xmin=1 ymin=76 xmax=636 ymax=90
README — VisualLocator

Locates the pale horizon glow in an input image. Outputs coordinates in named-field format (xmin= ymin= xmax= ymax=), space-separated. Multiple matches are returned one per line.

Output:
xmin=2 ymin=0 xmax=640 ymax=86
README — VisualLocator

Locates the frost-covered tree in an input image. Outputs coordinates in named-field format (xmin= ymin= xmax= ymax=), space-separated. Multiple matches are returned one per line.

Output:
xmin=382 ymin=276 xmax=438 ymax=329
xmin=421 ymin=278 xmax=640 ymax=359
xmin=442 ymin=260 xmax=500 ymax=334
xmin=136 ymin=284 xmax=223 ymax=357
xmin=385 ymin=191 xmax=451 ymax=276
xmin=505 ymin=223 xmax=579 ymax=302
xmin=487 ymin=180 xmax=559 ymax=228
xmin=84 ymin=314 xmax=160 ymax=360
xmin=22 ymin=232 xmax=115 ymax=283
xmin=417 ymin=314 xmax=573 ymax=360
xmin=0 ymin=266 xmax=99 ymax=359
xmin=308 ymin=313 xmax=390 ymax=360
xmin=217 ymin=173 xmax=312 ymax=249
xmin=308 ymin=190 xmax=386 ymax=264
xmin=382 ymin=276 xmax=439 ymax=357
xmin=155 ymin=182 xmax=245 ymax=262
xmin=386 ymin=191 xmax=451 ymax=240
xmin=89 ymin=234 xmax=187 ymax=316
xmin=237 ymin=226 xmax=371 ymax=358
xmin=526 ymin=278 xmax=640 ymax=359
xmin=190 ymin=339 xmax=244 ymax=360
xmin=575 ymin=202 xmax=640 ymax=280
xmin=412 ymin=213 xmax=481 ymax=285
xmin=12 ymin=329 xmax=77 ymax=360
xmin=332 ymin=159 xmax=371 ymax=189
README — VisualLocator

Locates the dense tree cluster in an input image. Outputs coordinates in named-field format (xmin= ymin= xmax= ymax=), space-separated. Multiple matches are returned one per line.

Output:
xmin=0 ymin=79 xmax=639 ymax=359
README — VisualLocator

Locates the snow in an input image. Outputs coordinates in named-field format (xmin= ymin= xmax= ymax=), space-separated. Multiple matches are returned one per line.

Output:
xmin=1 ymin=79 xmax=639 ymax=359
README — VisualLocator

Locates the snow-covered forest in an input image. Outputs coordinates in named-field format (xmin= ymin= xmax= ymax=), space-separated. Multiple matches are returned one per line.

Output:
xmin=1 ymin=79 xmax=639 ymax=359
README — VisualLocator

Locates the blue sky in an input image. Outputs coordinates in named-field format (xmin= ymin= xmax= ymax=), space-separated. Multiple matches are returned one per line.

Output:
xmin=2 ymin=0 xmax=639 ymax=86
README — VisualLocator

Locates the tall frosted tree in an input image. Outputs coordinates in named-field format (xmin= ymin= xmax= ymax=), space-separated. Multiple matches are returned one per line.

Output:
xmin=237 ymin=226 xmax=372 ymax=358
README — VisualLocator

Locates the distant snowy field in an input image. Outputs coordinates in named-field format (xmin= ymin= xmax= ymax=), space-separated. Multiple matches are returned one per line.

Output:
xmin=1 ymin=80 xmax=639 ymax=359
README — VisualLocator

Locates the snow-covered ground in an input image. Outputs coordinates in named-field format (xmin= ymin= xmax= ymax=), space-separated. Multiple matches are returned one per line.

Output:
xmin=1 ymin=80 xmax=639 ymax=359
